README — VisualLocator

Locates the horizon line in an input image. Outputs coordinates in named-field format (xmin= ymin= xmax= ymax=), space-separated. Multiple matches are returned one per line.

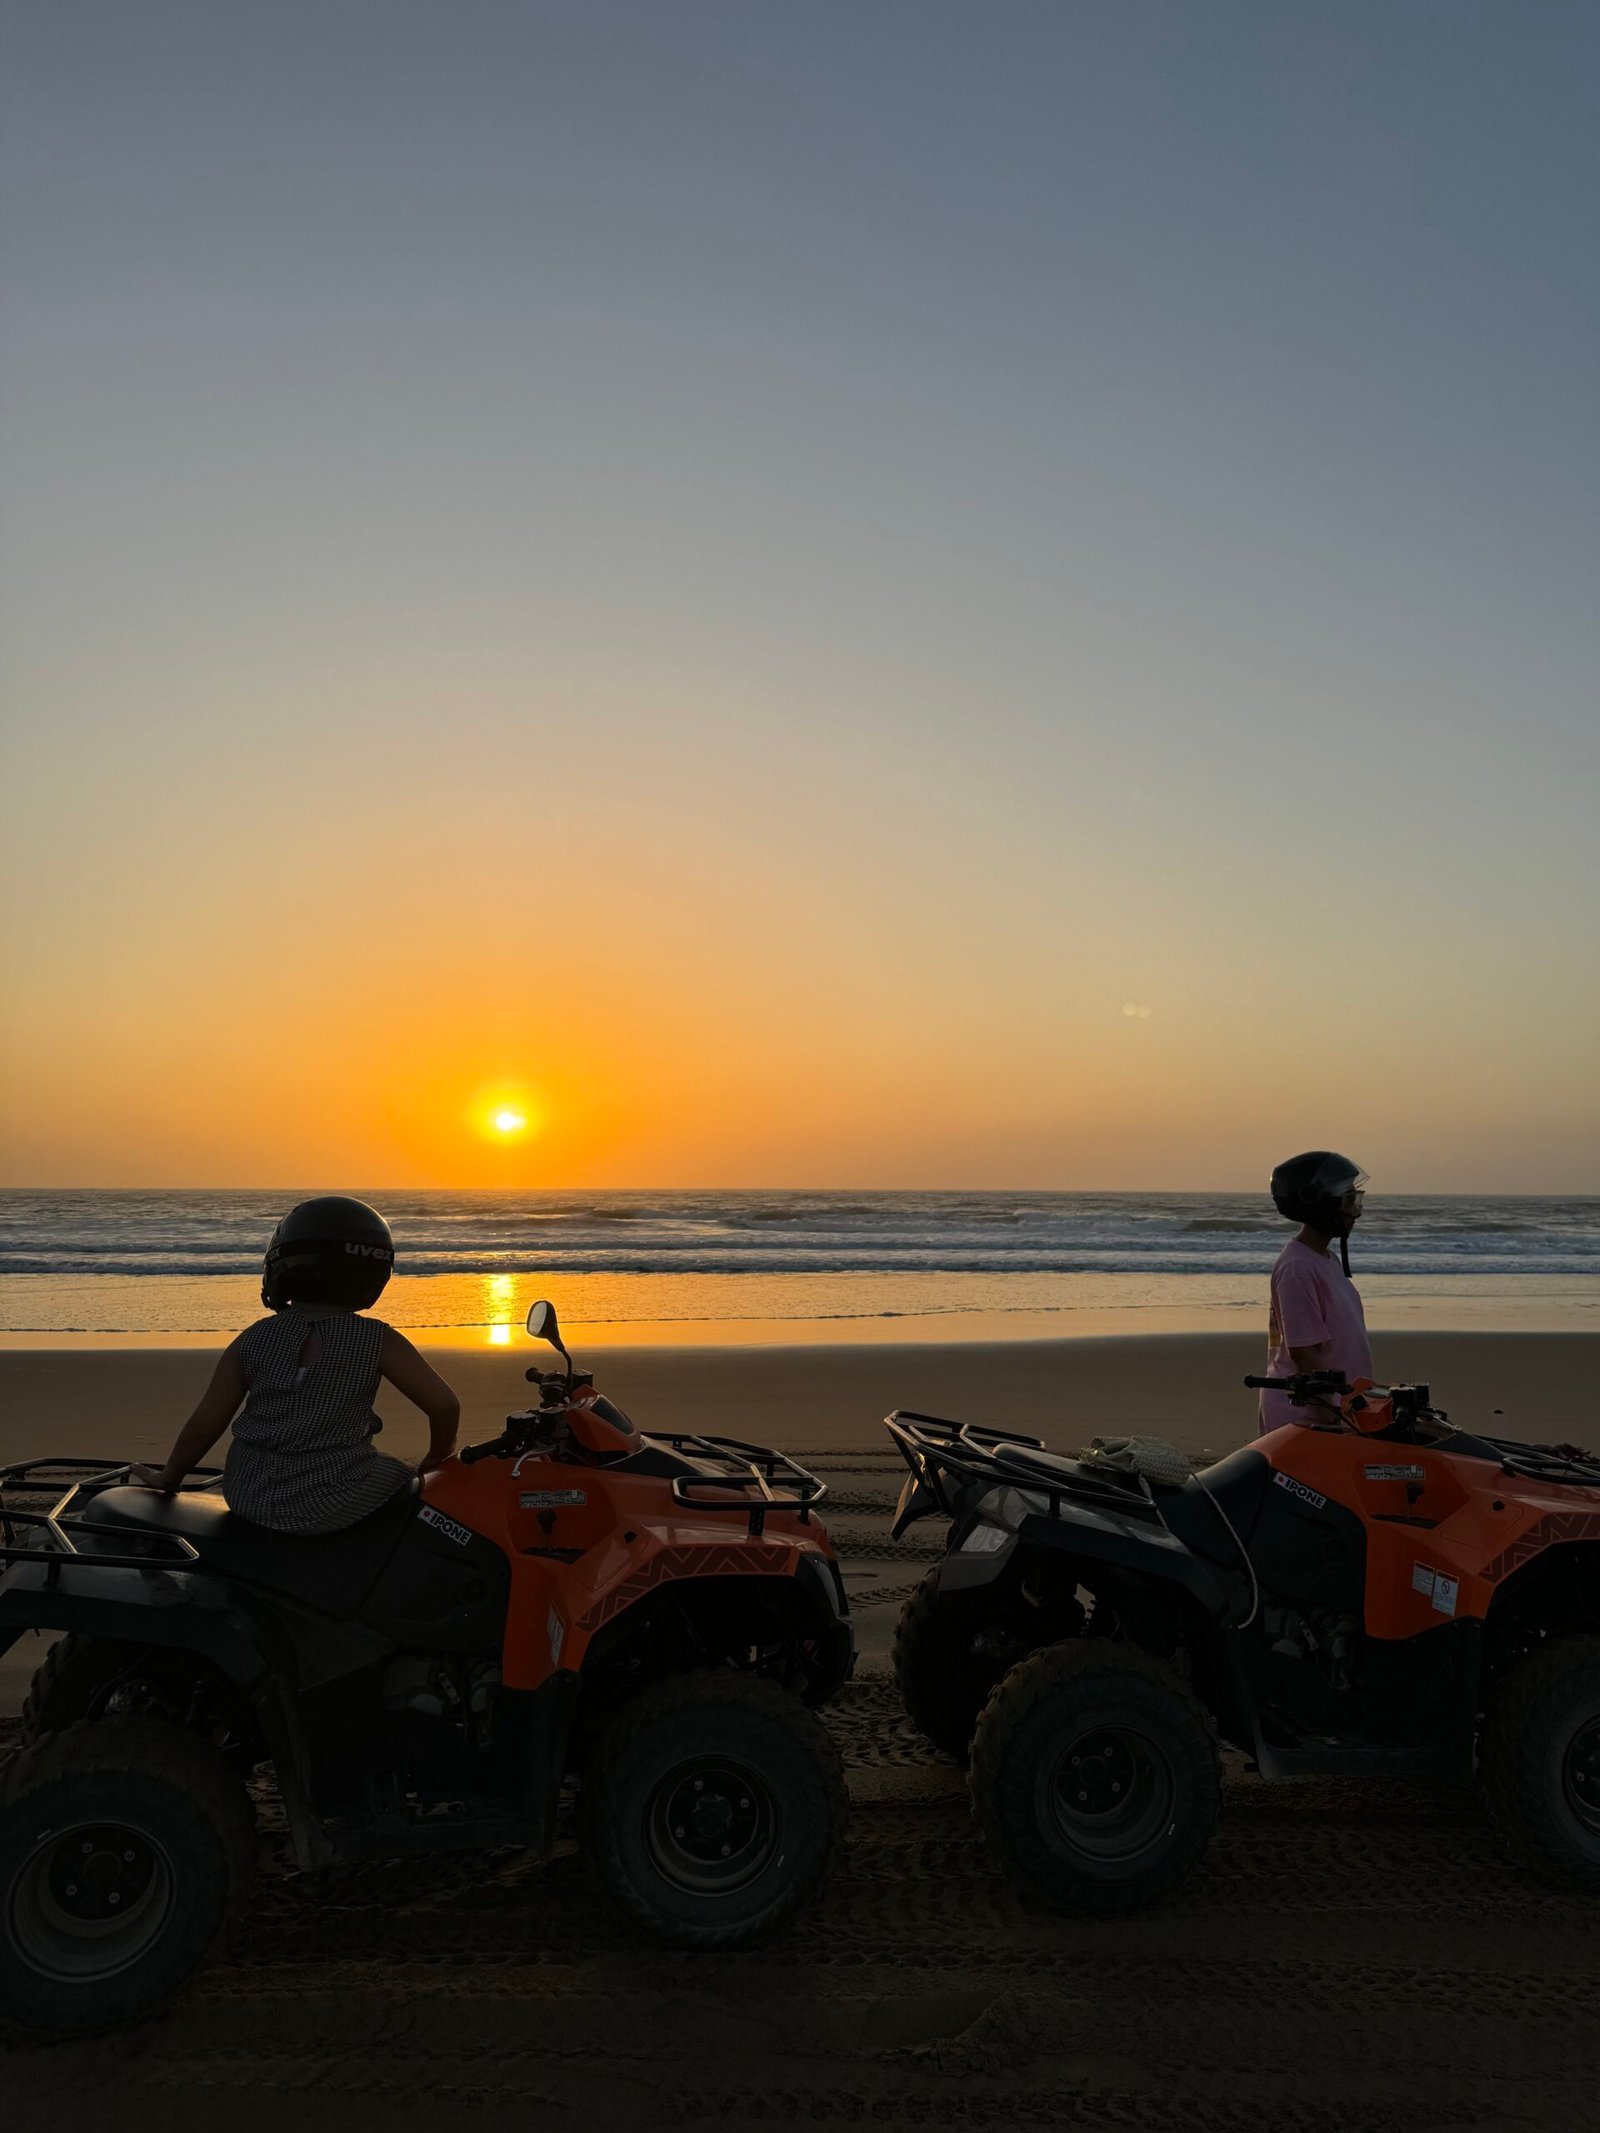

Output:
xmin=2 ymin=1183 xmax=1595 ymax=1201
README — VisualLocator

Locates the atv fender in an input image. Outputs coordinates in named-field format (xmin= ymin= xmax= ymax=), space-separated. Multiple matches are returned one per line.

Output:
xmin=940 ymin=1499 xmax=1233 ymax=1619
xmin=937 ymin=1531 xmax=1022 ymax=1593
xmin=0 ymin=1561 xmax=271 ymax=1686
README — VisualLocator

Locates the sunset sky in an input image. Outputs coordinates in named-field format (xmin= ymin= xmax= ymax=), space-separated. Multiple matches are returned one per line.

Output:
xmin=2 ymin=3 xmax=1596 ymax=1192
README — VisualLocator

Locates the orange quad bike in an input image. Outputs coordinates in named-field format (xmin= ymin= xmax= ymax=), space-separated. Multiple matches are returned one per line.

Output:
xmin=0 ymin=1300 xmax=852 ymax=2040
xmin=884 ymin=1369 xmax=1600 ymax=1912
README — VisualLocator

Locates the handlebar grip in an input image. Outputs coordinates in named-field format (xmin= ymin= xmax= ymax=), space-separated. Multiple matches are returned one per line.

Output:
xmin=1243 ymin=1376 xmax=1292 ymax=1389
xmin=458 ymin=1440 xmax=502 ymax=1465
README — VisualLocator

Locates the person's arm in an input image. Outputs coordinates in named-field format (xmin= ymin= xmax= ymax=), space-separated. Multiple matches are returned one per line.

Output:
xmin=1286 ymin=1340 xmax=1343 ymax=1419
xmin=130 ymin=1340 xmax=246 ymax=1492
xmin=379 ymin=1325 xmax=462 ymax=1473
xmin=1288 ymin=1340 xmax=1333 ymax=1372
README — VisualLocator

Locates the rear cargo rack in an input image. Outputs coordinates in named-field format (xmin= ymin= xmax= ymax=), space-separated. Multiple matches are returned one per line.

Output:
xmin=885 ymin=1410 xmax=1165 ymax=1525
xmin=658 ymin=1435 xmax=827 ymax=1537
xmin=1 ymin=1458 xmax=215 ymax=1582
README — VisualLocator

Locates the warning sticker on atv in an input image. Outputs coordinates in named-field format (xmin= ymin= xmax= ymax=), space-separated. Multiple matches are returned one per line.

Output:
xmin=1412 ymin=1562 xmax=1459 ymax=1616
xmin=419 ymin=1505 xmax=473 ymax=1547
xmin=520 ymin=1489 xmax=587 ymax=1510
xmin=1273 ymin=1472 xmax=1328 ymax=1512
xmin=1366 ymin=1464 xmax=1426 ymax=1483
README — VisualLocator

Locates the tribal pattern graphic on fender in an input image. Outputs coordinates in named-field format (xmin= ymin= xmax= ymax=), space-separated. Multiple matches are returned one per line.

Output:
xmin=1481 ymin=1512 xmax=1600 ymax=1584
xmin=576 ymin=1541 xmax=795 ymax=1632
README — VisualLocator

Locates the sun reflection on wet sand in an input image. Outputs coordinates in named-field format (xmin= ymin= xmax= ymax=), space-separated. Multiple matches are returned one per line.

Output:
xmin=483 ymin=1272 xmax=517 ymax=1346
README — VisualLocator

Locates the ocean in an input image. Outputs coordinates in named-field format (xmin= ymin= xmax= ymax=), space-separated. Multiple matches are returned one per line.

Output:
xmin=0 ymin=1189 xmax=1593 ymax=1346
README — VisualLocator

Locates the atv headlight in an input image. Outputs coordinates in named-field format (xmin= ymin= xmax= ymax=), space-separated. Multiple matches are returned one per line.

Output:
xmin=960 ymin=1521 xmax=1011 ymax=1555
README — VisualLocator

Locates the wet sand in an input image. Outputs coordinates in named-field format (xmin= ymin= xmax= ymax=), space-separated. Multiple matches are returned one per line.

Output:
xmin=3 ymin=1332 xmax=1598 ymax=2128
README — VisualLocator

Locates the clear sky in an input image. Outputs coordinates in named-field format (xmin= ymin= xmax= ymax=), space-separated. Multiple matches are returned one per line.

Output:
xmin=1 ymin=1 xmax=1596 ymax=1192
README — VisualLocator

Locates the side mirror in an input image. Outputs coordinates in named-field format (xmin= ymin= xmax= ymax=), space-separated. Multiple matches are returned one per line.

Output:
xmin=525 ymin=1298 xmax=571 ymax=1371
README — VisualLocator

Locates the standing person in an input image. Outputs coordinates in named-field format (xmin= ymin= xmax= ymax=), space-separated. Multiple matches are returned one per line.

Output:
xmin=131 ymin=1196 xmax=461 ymax=1529
xmin=1258 ymin=1152 xmax=1373 ymax=1434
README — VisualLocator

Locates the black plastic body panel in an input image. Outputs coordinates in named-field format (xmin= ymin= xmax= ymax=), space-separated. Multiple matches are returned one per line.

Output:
xmin=356 ymin=1513 xmax=511 ymax=1655
xmin=0 ymin=1561 xmax=272 ymax=1684
xmin=1246 ymin=1475 xmax=1368 ymax=1612
xmin=1015 ymin=1499 xmax=1233 ymax=1618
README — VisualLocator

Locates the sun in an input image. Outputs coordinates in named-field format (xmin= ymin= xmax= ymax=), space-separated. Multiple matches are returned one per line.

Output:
xmin=472 ymin=1086 xmax=542 ymax=1144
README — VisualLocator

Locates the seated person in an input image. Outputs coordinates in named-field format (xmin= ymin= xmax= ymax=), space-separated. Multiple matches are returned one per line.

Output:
xmin=132 ymin=1197 xmax=460 ymax=1532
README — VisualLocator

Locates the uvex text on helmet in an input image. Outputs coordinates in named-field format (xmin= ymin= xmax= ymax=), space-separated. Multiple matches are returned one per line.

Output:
xmin=261 ymin=1195 xmax=395 ymax=1311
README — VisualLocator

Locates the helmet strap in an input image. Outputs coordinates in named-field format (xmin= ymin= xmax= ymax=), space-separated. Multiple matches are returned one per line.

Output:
xmin=1339 ymin=1232 xmax=1351 ymax=1279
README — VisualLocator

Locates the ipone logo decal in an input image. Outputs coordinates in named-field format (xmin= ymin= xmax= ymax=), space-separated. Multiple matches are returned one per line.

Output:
xmin=1273 ymin=1472 xmax=1328 ymax=1512
xmin=418 ymin=1505 xmax=472 ymax=1547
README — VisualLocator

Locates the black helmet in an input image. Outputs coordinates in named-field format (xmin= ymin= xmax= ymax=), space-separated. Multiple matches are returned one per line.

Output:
xmin=1270 ymin=1152 xmax=1368 ymax=1273
xmin=261 ymin=1196 xmax=394 ymax=1311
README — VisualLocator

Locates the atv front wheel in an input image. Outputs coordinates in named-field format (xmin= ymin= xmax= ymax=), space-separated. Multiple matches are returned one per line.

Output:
xmin=893 ymin=1566 xmax=1050 ymax=1762
xmin=970 ymin=1641 xmax=1219 ymax=1914
xmin=0 ymin=1717 xmax=256 ymax=2041
xmin=580 ymin=1671 xmax=846 ymax=1949
xmin=1481 ymin=1635 xmax=1600 ymax=1892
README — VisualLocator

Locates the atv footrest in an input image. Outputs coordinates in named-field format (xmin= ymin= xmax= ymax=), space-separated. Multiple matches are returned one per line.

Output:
xmin=324 ymin=1807 xmax=549 ymax=1862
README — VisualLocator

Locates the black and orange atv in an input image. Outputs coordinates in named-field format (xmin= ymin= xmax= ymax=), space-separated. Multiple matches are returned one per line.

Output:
xmin=885 ymin=1370 xmax=1600 ymax=1912
xmin=0 ymin=1301 xmax=851 ymax=2039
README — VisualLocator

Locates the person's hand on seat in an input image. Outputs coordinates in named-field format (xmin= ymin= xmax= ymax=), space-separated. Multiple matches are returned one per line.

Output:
xmin=129 ymin=1463 xmax=177 ymax=1492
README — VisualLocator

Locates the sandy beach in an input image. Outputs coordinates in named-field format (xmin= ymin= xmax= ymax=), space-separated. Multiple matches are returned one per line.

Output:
xmin=3 ymin=1330 xmax=1598 ymax=2127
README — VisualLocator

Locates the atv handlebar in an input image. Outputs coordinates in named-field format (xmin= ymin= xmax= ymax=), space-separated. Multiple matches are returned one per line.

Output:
xmin=1243 ymin=1371 xmax=1349 ymax=1401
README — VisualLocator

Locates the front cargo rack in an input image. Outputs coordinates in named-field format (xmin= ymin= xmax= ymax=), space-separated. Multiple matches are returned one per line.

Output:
xmin=0 ymin=1458 xmax=215 ymax=1581
xmin=659 ymin=1435 xmax=827 ymax=1537
xmin=1483 ymin=1436 xmax=1600 ymax=1490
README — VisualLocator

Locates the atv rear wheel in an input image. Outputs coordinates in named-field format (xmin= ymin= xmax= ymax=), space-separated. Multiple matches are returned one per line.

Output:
xmin=21 ymin=1634 xmax=151 ymax=1745
xmin=970 ymin=1641 xmax=1219 ymax=1914
xmin=0 ymin=1717 xmax=256 ymax=2040
xmin=1481 ymin=1635 xmax=1600 ymax=1892
xmin=893 ymin=1566 xmax=1050 ymax=1762
xmin=21 ymin=1633 xmax=263 ymax=1768
xmin=580 ymin=1671 xmax=846 ymax=1949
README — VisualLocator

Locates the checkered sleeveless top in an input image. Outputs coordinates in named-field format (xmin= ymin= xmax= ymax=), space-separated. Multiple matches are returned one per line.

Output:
xmin=222 ymin=1307 xmax=414 ymax=1535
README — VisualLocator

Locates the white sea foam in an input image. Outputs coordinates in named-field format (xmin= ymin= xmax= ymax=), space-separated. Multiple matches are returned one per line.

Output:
xmin=0 ymin=1189 xmax=1595 ymax=1338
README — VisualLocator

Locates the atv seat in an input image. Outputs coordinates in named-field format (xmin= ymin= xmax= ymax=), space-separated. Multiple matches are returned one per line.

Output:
xmin=81 ymin=1480 xmax=422 ymax=1616
xmin=1157 ymin=1446 xmax=1273 ymax=1564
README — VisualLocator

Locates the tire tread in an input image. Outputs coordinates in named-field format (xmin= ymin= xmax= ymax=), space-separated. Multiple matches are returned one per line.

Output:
xmin=969 ymin=1639 xmax=1219 ymax=1915
xmin=0 ymin=1714 xmax=256 ymax=2041
xmin=579 ymin=1670 xmax=846 ymax=1950
xmin=1481 ymin=1633 xmax=1600 ymax=1892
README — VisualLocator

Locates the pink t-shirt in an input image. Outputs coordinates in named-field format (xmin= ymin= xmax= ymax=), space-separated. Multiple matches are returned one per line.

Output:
xmin=1258 ymin=1237 xmax=1373 ymax=1434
